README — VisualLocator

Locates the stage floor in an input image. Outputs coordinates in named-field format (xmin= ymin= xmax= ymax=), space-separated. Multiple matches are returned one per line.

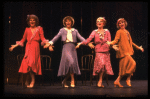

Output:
xmin=3 ymin=80 xmax=148 ymax=97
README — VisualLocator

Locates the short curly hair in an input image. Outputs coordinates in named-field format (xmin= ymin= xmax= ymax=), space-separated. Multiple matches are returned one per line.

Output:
xmin=96 ymin=17 xmax=106 ymax=26
xmin=63 ymin=16 xmax=75 ymax=27
xmin=26 ymin=14 xmax=39 ymax=27
xmin=116 ymin=18 xmax=127 ymax=29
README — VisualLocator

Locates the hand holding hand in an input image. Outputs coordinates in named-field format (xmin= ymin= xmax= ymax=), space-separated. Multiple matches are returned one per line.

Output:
xmin=43 ymin=43 xmax=50 ymax=49
xmin=49 ymin=45 xmax=54 ymax=51
xmin=106 ymin=41 xmax=111 ymax=46
xmin=112 ymin=45 xmax=119 ymax=51
xmin=88 ymin=42 xmax=95 ymax=49
xmin=75 ymin=43 xmax=82 ymax=49
xmin=139 ymin=45 xmax=144 ymax=52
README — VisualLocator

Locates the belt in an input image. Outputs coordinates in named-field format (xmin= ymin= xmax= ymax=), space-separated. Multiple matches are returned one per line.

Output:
xmin=63 ymin=41 xmax=75 ymax=44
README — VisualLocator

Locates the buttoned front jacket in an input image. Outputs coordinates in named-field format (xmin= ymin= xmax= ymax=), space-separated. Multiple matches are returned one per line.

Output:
xmin=110 ymin=29 xmax=140 ymax=58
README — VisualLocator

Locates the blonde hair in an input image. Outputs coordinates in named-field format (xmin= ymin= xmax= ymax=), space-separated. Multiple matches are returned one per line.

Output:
xmin=116 ymin=18 xmax=128 ymax=29
xmin=96 ymin=17 xmax=106 ymax=26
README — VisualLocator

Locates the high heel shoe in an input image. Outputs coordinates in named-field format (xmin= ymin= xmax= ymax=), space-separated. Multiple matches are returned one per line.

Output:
xmin=114 ymin=81 xmax=123 ymax=88
xmin=70 ymin=81 xmax=75 ymax=88
xmin=126 ymin=80 xmax=131 ymax=87
xmin=27 ymin=82 xmax=34 ymax=88
xmin=62 ymin=81 xmax=69 ymax=88
xmin=97 ymin=84 xmax=104 ymax=88
xmin=97 ymin=81 xmax=104 ymax=88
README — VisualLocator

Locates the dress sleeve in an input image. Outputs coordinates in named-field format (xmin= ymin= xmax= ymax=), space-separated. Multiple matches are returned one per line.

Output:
xmin=110 ymin=30 xmax=121 ymax=45
xmin=50 ymin=29 xmax=62 ymax=45
xmin=132 ymin=42 xmax=140 ymax=50
xmin=16 ymin=28 xmax=27 ymax=47
xmin=76 ymin=30 xmax=85 ymax=42
xmin=81 ymin=30 xmax=95 ymax=45
xmin=39 ymin=27 xmax=49 ymax=46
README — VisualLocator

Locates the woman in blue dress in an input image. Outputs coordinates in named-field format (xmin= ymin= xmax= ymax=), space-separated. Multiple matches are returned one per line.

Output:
xmin=44 ymin=16 xmax=93 ymax=87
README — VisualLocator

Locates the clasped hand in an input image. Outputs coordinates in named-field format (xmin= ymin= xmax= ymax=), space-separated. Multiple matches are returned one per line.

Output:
xmin=139 ymin=45 xmax=144 ymax=52
xmin=75 ymin=42 xmax=95 ymax=49
xmin=106 ymin=41 xmax=111 ymax=46
xmin=43 ymin=42 xmax=54 ymax=51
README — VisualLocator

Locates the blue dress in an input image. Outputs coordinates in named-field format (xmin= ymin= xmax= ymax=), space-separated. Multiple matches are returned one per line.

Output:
xmin=50 ymin=28 xmax=85 ymax=76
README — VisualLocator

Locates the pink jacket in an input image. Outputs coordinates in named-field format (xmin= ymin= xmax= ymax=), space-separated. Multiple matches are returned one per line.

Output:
xmin=82 ymin=29 xmax=111 ymax=53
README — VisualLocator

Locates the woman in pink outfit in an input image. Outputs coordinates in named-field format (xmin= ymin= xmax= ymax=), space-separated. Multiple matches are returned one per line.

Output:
xmin=9 ymin=14 xmax=51 ymax=88
xmin=76 ymin=17 xmax=118 ymax=87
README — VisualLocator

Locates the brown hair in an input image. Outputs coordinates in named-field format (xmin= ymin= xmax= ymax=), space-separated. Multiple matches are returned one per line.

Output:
xmin=63 ymin=16 xmax=75 ymax=27
xmin=116 ymin=18 xmax=128 ymax=29
xmin=96 ymin=17 xmax=106 ymax=26
xmin=26 ymin=14 xmax=39 ymax=27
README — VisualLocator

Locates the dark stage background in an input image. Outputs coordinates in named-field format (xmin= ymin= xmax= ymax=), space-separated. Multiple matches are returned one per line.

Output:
xmin=3 ymin=2 xmax=148 ymax=84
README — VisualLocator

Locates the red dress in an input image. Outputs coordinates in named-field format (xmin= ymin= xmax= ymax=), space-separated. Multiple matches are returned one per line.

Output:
xmin=16 ymin=26 xmax=48 ymax=75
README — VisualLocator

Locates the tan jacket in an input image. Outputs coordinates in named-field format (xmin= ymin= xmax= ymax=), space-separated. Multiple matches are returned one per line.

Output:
xmin=110 ymin=29 xmax=140 ymax=58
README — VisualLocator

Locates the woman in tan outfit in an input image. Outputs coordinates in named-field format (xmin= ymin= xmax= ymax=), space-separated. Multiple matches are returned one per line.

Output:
xmin=107 ymin=18 xmax=144 ymax=87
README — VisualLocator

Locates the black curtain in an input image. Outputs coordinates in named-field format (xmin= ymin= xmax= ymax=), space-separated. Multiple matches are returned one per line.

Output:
xmin=3 ymin=2 xmax=148 ymax=83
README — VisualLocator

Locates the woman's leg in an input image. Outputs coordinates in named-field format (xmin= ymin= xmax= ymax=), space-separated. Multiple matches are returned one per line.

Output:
xmin=125 ymin=55 xmax=136 ymax=86
xmin=62 ymin=73 xmax=70 ymax=82
xmin=114 ymin=56 xmax=128 ymax=88
xmin=115 ymin=75 xmax=122 ymax=83
xmin=62 ymin=73 xmax=70 ymax=87
xmin=30 ymin=71 xmax=35 ymax=84
xmin=70 ymin=73 xmax=75 ymax=87
xmin=27 ymin=67 xmax=35 ymax=88
xmin=114 ymin=75 xmax=123 ymax=87
xmin=25 ymin=72 xmax=30 ymax=86
xmin=97 ymin=71 xmax=104 ymax=87
xmin=126 ymin=74 xmax=132 ymax=86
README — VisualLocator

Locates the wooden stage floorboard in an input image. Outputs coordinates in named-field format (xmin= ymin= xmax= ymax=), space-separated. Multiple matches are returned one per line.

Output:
xmin=3 ymin=80 xmax=148 ymax=97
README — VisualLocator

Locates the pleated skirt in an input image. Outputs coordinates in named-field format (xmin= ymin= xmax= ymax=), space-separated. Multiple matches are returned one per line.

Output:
xmin=57 ymin=42 xmax=81 ymax=76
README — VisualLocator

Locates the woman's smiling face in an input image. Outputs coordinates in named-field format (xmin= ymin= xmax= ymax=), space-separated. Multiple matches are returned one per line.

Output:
xmin=118 ymin=21 xmax=125 ymax=29
xmin=65 ymin=19 xmax=72 ymax=28
xmin=96 ymin=19 xmax=104 ymax=28
xmin=29 ymin=18 xmax=36 ymax=27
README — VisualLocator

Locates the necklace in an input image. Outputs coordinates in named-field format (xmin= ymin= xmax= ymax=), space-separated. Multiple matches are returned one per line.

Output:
xmin=123 ymin=29 xmax=129 ymax=40
xmin=97 ymin=30 xmax=105 ymax=39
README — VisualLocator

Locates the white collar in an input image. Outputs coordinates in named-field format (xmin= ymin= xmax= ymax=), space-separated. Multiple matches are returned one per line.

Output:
xmin=94 ymin=29 xmax=108 ymax=32
xmin=64 ymin=27 xmax=74 ymax=31
xmin=94 ymin=29 xmax=98 ymax=32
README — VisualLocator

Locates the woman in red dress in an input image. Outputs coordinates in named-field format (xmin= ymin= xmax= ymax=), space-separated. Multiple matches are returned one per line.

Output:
xmin=76 ymin=17 xmax=118 ymax=87
xmin=9 ymin=14 xmax=51 ymax=88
